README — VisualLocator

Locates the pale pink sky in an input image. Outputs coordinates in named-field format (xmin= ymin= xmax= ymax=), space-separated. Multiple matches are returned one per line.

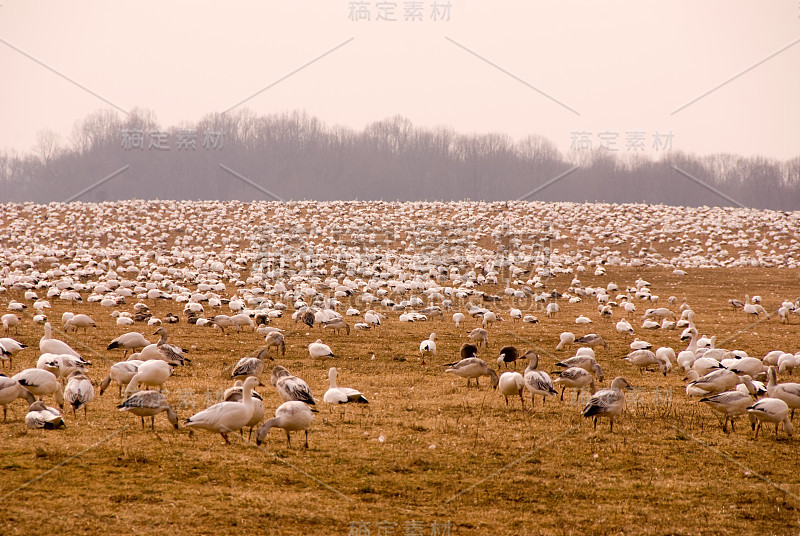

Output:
xmin=1 ymin=1 xmax=798 ymax=159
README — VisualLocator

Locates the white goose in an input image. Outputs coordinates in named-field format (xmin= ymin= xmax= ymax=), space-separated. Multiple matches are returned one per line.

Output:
xmin=12 ymin=368 xmax=64 ymax=407
xmin=309 ymin=339 xmax=335 ymax=359
xmin=0 ymin=373 xmax=35 ymax=421
xmin=100 ymin=360 xmax=142 ymax=397
xmin=556 ymin=332 xmax=575 ymax=351
xmin=581 ymin=377 xmax=632 ymax=432
xmin=554 ymin=367 xmax=596 ymax=402
xmin=444 ymin=357 xmax=498 ymax=389
xmin=498 ymin=372 xmax=525 ymax=408
xmin=265 ymin=331 xmax=286 ymax=357
xmin=255 ymin=401 xmax=314 ymax=448
xmin=184 ymin=376 xmax=260 ymax=444
xmin=523 ymin=351 xmax=557 ymax=407
xmin=63 ymin=314 xmax=96 ymax=332
xmin=700 ymin=389 xmax=754 ymax=432
xmin=323 ymin=368 xmax=369 ymax=405
xmin=223 ymin=380 xmax=266 ymax=440
xmin=748 ymin=398 xmax=792 ymax=439
xmin=39 ymin=322 xmax=80 ymax=357
xmin=271 ymin=366 xmax=315 ymax=405
xmin=25 ymin=401 xmax=65 ymax=429
xmin=0 ymin=337 xmax=26 ymax=369
xmin=107 ymin=332 xmax=150 ymax=358
xmin=64 ymin=370 xmax=94 ymax=418
xmin=124 ymin=360 xmax=173 ymax=397
xmin=765 ymin=366 xmax=800 ymax=419
xmin=419 ymin=333 xmax=437 ymax=365
xmin=118 ymin=390 xmax=179 ymax=430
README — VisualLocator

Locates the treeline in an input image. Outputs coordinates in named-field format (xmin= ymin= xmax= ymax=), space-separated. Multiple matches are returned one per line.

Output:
xmin=1 ymin=108 xmax=798 ymax=209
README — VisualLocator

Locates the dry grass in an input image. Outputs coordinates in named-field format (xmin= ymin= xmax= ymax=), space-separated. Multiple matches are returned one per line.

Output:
xmin=2 ymin=266 xmax=800 ymax=535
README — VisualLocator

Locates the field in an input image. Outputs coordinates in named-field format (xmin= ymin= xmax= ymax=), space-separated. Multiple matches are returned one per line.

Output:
xmin=1 ymin=201 xmax=800 ymax=536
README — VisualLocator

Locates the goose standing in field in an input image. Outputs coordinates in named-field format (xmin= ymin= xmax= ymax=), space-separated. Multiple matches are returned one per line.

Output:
xmin=323 ymin=367 xmax=369 ymax=405
xmin=256 ymin=401 xmax=315 ymax=448
xmin=554 ymin=367 xmax=596 ymax=402
xmin=444 ymin=357 xmax=498 ymax=389
xmin=496 ymin=346 xmax=520 ymax=370
xmin=575 ymin=333 xmax=608 ymax=351
xmin=36 ymin=353 xmax=91 ymax=380
xmin=265 ymin=331 xmax=286 ymax=356
xmin=623 ymin=349 xmax=668 ymax=376
xmin=25 ymin=401 xmax=65 ymax=429
xmin=64 ymin=370 xmax=94 ymax=418
xmin=184 ymin=376 xmax=260 ymax=444
xmin=0 ymin=373 xmax=35 ymax=421
xmin=498 ymin=371 xmax=525 ymax=408
xmin=765 ymin=366 xmax=800 ymax=419
xmin=107 ymin=332 xmax=150 ymax=358
xmin=0 ymin=337 xmax=26 ymax=369
xmin=13 ymin=368 xmax=64 ymax=407
xmin=309 ymin=339 xmax=335 ymax=358
xmin=452 ymin=312 xmax=466 ymax=328
xmin=2 ymin=314 xmax=20 ymax=335
xmin=152 ymin=327 xmax=189 ymax=365
xmin=63 ymin=314 xmax=96 ymax=333
xmin=748 ymin=398 xmax=792 ymax=439
xmin=556 ymin=332 xmax=575 ymax=351
xmin=467 ymin=328 xmax=489 ymax=348
xmin=124 ymin=360 xmax=173 ymax=397
xmin=39 ymin=322 xmax=80 ymax=357
xmin=686 ymin=368 xmax=741 ymax=396
xmin=523 ymin=351 xmax=557 ymax=407
xmin=742 ymin=301 xmax=770 ymax=320
xmin=231 ymin=349 xmax=273 ymax=381
xmin=118 ymin=390 xmax=179 ymax=431
xmin=223 ymin=380 xmax=265 ymax=440
xmin=271 ymin=365 xmax=315 ymax=405
xmin=615 ymin=319 xmax=634 ymax=335
xmin=700 ymin=389 xmax=756 ymax=432
xmin=100 ymin=360 xmax=142 ymax=397
xmin=419 ymin=333 xmax=437 ymax=365
xmin=555 ymin=355 xmax=605 ymax=382
xmin=581 ymin=377 xmax=633 ymax=432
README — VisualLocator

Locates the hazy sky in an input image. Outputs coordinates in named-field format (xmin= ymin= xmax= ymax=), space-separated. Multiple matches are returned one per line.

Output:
xmin=1 ymin=1 xmax=798 ymax=160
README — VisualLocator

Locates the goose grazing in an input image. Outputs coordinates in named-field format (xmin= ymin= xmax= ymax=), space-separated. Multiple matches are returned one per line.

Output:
xmin=323 ymin=318 xmax=350 ymax=335
xmin=615 ymin=319 xmax=634 ymax=335
xmin=100 ymin=360 xmax=142 ymax=397
xmin=323 ymin=367 xmax=369 ymax=405
xmin=13 ymin=368 xmax=64 ymax=407
xmin=686 ymin=368 xmax=741 ymax=396
xmin=63 ymin=314 xmax=96 ymax=333
xmin=36 ymin=353 xmax=91 ymax=380
xmin=459 ymin=343 xmax=479 ymax=359
xmin=64 ymin=370 xmax=94 ymax=418
xmin=419 ymin=333 xmax=437 ymax=365
xmin=555 ymin=355 xmax=605 ymax=382
xmin=0 ymin=373 xmax=35 ymax=421
xmin=556 ymin=332 xmax=575 ymax=351
xmin=231 ymin=349 xmax=273 ymax=381
xmin=2 ymin=314 xmax=20 ymax=335
xmin=523 ymin=351 xmax=557 ymax=407
xmin=554 ymin=367 xmax=596 ymax=402
xmin=496 ymin=346 xmax=520 ymax=370
xmin=0 ymin=337 xmax=26 ymax=357
xmin=452 ymin=312 xmax=466 ymax=328
xmin=25 ymin=401 xmax=65 ymax=429
xmin=581 ymin=377 xmax=632 ymax=432
xmin=271 ymin=365 xmax=315 ymax=405
xmin=265 ymin=331 xmax=286 ymax=356
xmin=223 ymin=381 xmax=265 ymax=440
xmin=467 ymin=328 xmax=489 ymax=348
xmin=309 ymin=339 xmax=335 ymax=359
xmin=575 ymin=334 xmax=608 ymax=351
xmin=700 ymin=390 xmax=755 ymax=432
xmin=765 ymin=366 xmax=800 ymax=419
xmin=498 ymin=371 xmax=525 ymax=408
xmin=444 ymin=357 xmax=498 ymax=389
xmin=118 ymin=390 xmax=179 ymax=430
xmin=184 ymin=376 xmax=260 ymax=444
xmin=39 ymin=322 xmax=80 ymax=358
xmin=747 ymin=398 xmax=792 ymax=439
xmin=256 ymin=401 xmax=315 ymax=448
xmin=152 ymin=328 xmax=189 ymax=365
xmin=742 ymin=301 xmax=770 ymax=319
xmin=107 ymin=332 xmax=150 ymax=358
xmin=124 ymin=360 xmax=173 ymax=397
xmin=623 ymin=349 xmax=668 ymax=376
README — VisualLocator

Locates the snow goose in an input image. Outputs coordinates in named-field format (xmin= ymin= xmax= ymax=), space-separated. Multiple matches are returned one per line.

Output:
xmin=629 ymin=338 xmax=652 ymax=350
xmin=223 ymin=381 xmax=265 ymax=440
xmin=686 ymin=368 xmax=741 ymax=396
xmin=747 ymin=398 xmax=792 ymax=439
xmin=523 ymin=351 xmax=556 ymax=406
xmin=0 ymin=373 xmax=35 ymax=420
xmin=581 ymin=377 xmax=632 ymax=432
xmin=419 ymin=333 xmax=437 ymax=365
xmin=1 ymin=314 xmax=20 ymax=335
xmin=265 ymin=331 xmax=286 ymax=356
xmin=0 ymin=337 xmax=25 ymax=368
xmin=309 ymin=340 xmax=335 ymax=359
xmin=124 ymin=360 xmax=173 ymax=397
xmin=323 ymin=367 xmax=369 ymax=405
xmin=64 ymin=370 xmax=94 ymax=418
xmin=623 ymin=349 xmax=667 ymax=376
xmin=575 ymin=315 xmax=592 ymax=324
xmin=498 ymin=371 xmax=525 ymax=408
xmin=152 ymin=328 xmax=189 ymax=365
xmin=184 ymin=376 xmax=260 ymax=444
xmin=555 ymin=355 xmax=604 ymax=382
xmin=100 ymin=360 xmax=142 ymax=397
xmin=118 ymin=390 xmax=179 ymax=430
xmin=36 ymin=353 xmax=91 ymax=380
xmin=615 ymin=319 xmax=634 ymax=335
xmin=765 ymin=366 xmax=800 ymax=419
xmin=26 ymin=401 xmax=65 ymax=429
xmin=496 ymin=346 xmax=520 ymax=370
xmin=39 ymin=322 xmax=80 ymax=357
xmin=63 ymin=314 xmax=96 ymax=333
xmin=256 ymin=401 xmax=315 ymax=448
xmin=554 ymin=367 xmax=596 ymax=402
xmin=467 ymin=328 xmax=489 ymax=348
xmin=726 ymin=357 xmax=766 ymax=378
xmin=444 ymin=357 xmax=498 ymax=389
xmin=556 ymin=332 xmax=575 ymax=351
xmin=12 ymin=368 xmax=64 ymax=407
xmin=700 ymin=390 xmax=755 ymax=432
xmin=575 ymin=334 xmax=608 ymax=351
xmin=231 ymin=349 xmax=273 ymax=381
xmin=271 ymin=365 xmax=315 ymax=405
xmin=452 ymin=313 xmax=465 ymax=328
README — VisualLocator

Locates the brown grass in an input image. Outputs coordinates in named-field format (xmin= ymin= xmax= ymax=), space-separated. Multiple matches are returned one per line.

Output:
xmin=1 ymin=266 xmax=800 ymax=535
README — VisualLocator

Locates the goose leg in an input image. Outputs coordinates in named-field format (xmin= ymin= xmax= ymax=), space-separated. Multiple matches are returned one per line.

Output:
xmin=285 ymin=430 xmax=291 ymax=448
xmin=220 ymin=433 xmax=230 ymax=445
xmin=560 ymin=385 xmax=565 ymax=401
xmin=304 ymin=430 xmax=309 ymax=448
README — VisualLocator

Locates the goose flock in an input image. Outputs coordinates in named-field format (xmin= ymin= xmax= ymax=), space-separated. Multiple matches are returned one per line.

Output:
xmin=0 ymin=200 xmax=799 ymax=454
